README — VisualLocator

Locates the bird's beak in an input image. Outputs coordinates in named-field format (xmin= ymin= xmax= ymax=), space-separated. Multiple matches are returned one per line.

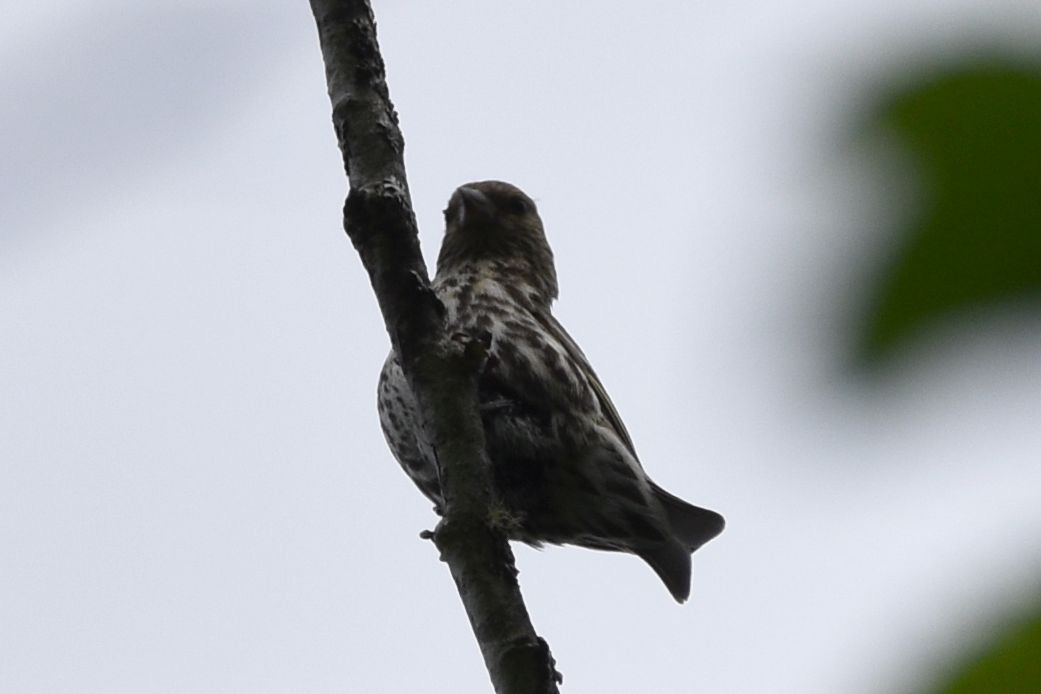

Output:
xmin=456 ymin=186 xmax=495 ymax=226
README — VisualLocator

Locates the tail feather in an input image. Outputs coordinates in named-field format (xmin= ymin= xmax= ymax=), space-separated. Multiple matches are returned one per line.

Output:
xmin=637 ymin=538 xmax=693 ymax=603
xmin=651 ymin=482 xmax=725 ymax=552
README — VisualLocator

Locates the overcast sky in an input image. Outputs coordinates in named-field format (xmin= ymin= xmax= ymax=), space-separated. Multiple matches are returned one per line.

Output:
xmin=4 ymin=2 xmax=1041 ymax=692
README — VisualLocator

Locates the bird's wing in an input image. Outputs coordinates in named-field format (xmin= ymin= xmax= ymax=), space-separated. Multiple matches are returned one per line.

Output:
xmin=533 ymin=309 xmax=642 ymax=464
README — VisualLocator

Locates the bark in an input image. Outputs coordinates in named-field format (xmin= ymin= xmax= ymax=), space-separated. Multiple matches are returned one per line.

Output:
xmin=308 ymin=2 xmax=562 ymax=692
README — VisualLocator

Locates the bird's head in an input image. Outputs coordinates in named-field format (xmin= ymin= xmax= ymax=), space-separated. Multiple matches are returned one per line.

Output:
xmin=436 ymin=180 xmax=558 ymax=304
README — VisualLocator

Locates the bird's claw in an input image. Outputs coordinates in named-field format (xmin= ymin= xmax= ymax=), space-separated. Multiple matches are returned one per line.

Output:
xmin=450 ymin=330 xmax=493 ymax=366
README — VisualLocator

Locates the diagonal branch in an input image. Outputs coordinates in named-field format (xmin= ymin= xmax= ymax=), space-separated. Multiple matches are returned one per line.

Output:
xmin=308 ymin=2 xmax=561 ymax=692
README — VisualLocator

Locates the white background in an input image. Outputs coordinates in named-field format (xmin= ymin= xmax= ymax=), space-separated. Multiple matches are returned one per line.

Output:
xmin=4 ymin=2 xmax=1041 ymax=692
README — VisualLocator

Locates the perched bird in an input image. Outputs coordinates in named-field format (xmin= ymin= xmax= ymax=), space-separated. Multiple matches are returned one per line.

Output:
xmin=377 ymin=181 xmax=724 ymax=602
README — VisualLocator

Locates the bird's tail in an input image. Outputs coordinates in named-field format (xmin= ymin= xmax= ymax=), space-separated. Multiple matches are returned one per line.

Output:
xmin=637 ymin=484 xmax=724 ymax=602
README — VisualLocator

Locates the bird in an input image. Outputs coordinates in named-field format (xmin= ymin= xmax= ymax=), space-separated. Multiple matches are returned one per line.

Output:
xmin=376 ymin=180 xmax=724 ymax=602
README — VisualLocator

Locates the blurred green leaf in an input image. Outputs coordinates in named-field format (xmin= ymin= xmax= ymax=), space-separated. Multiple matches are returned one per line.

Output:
xmin=857 ymin=62 xmax=1041 ymax=364
xmin=931 ymin=603 xmax=1041 ymax=693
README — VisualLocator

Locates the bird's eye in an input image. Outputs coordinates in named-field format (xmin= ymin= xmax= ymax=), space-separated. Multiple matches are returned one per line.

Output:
xmin=507 ymin=196 xmax=529 ymax=215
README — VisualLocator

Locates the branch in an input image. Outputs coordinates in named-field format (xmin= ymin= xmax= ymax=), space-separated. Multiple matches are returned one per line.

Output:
xmin=308 ymin=2 xmax=561 ymax=691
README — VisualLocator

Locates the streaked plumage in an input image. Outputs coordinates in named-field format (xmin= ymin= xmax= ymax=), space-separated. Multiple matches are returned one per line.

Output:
xmin=377 ymin=180 xmax=723 ymax=602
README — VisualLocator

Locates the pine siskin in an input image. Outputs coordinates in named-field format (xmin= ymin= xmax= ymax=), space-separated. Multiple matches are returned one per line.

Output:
xmin=377 ymin=181 xmax=723 ymax=602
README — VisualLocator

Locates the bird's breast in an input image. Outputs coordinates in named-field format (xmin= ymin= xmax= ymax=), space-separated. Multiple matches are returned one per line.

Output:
xmin=435 ymin=278 xmax=600 ymax=417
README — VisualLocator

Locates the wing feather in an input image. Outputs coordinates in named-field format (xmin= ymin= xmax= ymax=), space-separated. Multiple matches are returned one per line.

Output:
xmin=533 ymin=310 xmax=642 ymax=465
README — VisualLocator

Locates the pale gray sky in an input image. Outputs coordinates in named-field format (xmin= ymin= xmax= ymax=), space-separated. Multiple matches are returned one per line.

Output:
xmin=4 ymin=2 xmax=1041 ymax=692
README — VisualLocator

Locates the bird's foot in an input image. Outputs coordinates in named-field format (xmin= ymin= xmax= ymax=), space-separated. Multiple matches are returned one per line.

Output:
xmin=449 ymin=329 xmax=493 ymax=369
